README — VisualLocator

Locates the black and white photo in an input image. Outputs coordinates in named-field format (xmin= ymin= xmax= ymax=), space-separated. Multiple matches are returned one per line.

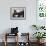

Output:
xmin=10 ymin=7 xmax=26 ymax=20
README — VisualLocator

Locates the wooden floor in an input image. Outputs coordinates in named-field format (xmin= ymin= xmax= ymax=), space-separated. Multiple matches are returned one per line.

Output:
xmin=0 ymin=42 xmax=46 ymax=46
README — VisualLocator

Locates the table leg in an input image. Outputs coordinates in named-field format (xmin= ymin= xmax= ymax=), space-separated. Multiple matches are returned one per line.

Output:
xmin=4 ymin=34 xmax=7 ymax=46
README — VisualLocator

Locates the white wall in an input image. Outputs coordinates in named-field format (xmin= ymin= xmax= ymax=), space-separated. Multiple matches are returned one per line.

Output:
xmin=0 ymin=0 xmax=36 ymax=42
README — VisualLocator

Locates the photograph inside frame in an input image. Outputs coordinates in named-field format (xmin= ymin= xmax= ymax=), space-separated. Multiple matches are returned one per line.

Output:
xmin=10 ymin=7 xmax=26 ymax=20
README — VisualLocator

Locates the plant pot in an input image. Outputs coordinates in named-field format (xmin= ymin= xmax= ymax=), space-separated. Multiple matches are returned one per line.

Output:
xmin=37 ymin=39 xmax=45 ymax=44
xmin=40 ymin=39 xmax=45 ymax=43
xmin=37 ymin=39 xmax=40 ymax=43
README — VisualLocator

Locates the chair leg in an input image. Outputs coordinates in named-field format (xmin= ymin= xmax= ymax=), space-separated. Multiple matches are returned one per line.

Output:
xmin=4 ymin=33 xmax=7 ymax=46
xmin=4 ymin=41 xmax=7 ymax=46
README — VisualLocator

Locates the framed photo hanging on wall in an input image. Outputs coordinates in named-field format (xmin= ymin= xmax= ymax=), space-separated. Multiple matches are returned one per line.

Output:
xmin=10 ymin=7 xmax=26 ymax=20
xmin=37 ymin=0 xmax=46 ymax=19
xmin=36 ymin=0 xmax=46 ymax=26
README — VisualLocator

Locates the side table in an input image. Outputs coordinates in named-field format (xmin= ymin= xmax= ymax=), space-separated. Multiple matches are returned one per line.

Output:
xmin=4 ymin=33 xmax=18 ymax=46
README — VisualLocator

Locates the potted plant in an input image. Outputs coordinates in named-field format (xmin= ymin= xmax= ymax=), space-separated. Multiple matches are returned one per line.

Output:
xmin=32 ymin=25 xmax=38 ymax=30
xmin=32 ymin=24 xmax=45 ymax=30
xmin=40 ymin=26 xmax=45 ymax=29
xmin=33 ymin=32 xmax=46 ymax=43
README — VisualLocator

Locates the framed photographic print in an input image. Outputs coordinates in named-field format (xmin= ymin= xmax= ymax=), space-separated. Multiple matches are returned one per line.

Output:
xmin=36 ymin=0 xmax=46 ymax=26
xmin=10 ymin=7 xmax=26 ymax=20
xmin=37 ymin=0 xmax=46 ymax=19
